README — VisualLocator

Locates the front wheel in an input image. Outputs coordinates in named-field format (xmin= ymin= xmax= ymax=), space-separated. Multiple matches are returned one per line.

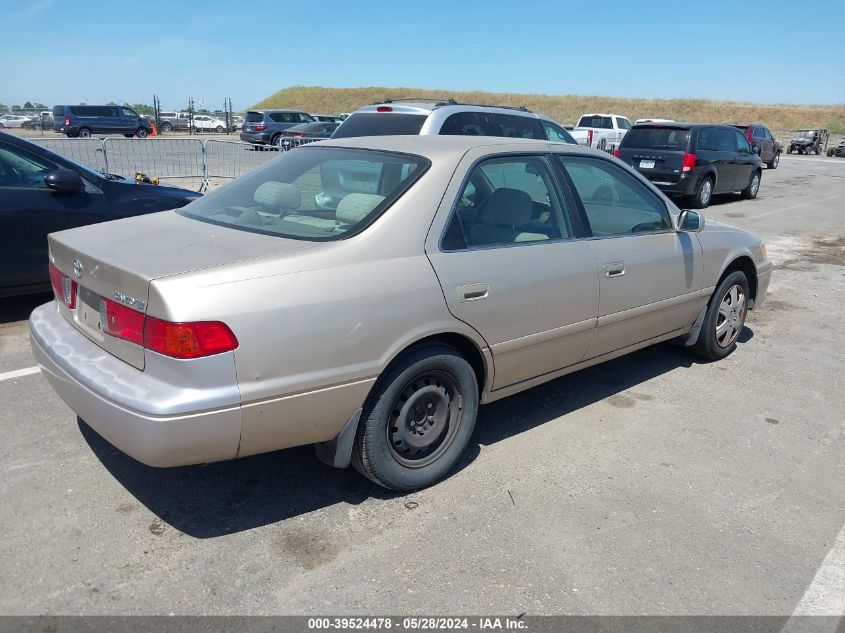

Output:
xmin=135 ymin=128 xmax=148 ymax=138
xmin=741 ymin=170 xmax=761 ymax=199
xmin=691 ymin=271 xmax=749 ymax=360
xmin=786 ymin=145 xmax=793 ymax=154
xmin=78 ymin=127 xmax=92 ymax=138
xmin=766 ymin=152 xmax=780 ymax=169
xmin=351 ymin=343 xmax=479 ymax=491
xmin=828 ymin=148 xmax=835 ymax=157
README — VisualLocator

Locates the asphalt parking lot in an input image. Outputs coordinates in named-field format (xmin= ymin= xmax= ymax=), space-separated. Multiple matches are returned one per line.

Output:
xmin=0 ymin=154 xmax=843 ymax=616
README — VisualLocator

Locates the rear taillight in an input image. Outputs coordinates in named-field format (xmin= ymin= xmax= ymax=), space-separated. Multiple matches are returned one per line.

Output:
xmin=49 ymin=262 xmax=76 ymax=308
xmin=613 ymin=149 xmax=620 ymax=158
xmin=101 ymin=298 xmax=144 ymax=345
xmin=297 ymin=133 xmax=305 ymax=138
xmin=144 ymin=318 xmax=238 ymax=359
xmin=254 ymin=124 xmax=266 ymax=131
xmin=100 ymin=296 xmax=238 ymax=359
xmin=376 ymin=106 xmax=393 ymax=112
xmin=681 ymin=153 xmax=697 ymax=173
xmin=64 ymin=116 xmax=70 ymax=127
xmin=587 ymin=129 xmax=593 ymax=146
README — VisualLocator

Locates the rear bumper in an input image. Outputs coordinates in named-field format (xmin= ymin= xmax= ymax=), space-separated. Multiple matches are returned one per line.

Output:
xmin=29 ymin=302 xmax=242 ymax=467
xmin=239 ymin=131 xmax=272 ymax=144
xmin=638 ymin=171 xmax=699 ymax=196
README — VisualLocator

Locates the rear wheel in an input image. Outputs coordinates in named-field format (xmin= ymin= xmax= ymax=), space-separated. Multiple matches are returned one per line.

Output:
xmin=78 ymin=127 xmax=91 ymax=138
xmin=351 ymin=343 xmax=479 ymax=491
xmin=828 ymin=148 xmax=835 ymax=157
xmin=691 ymin=271 xmax=749 ymax=361
xmin=136 ymin=128 xmax=148 ymax=138
xmin=766 ymin=152 xmax=780 ymax=169
xmin=160 ymin=122 xmax=173 ymax=132
xmin=741 ymin=170 xmax=761 ymax=199
xmin=786 ymin=145 xmax=793 ymax=154
xmin=271 ymin=133 xmax=282 ymax=147
xmin=691 ymin=176 xmax=713 ymax=209
xmin=215 ymin=125 xmax=224 ymax=133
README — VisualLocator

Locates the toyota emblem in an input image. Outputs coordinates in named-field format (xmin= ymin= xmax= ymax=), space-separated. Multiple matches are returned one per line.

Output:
xmin=73 ymin=259 xmax=83 ymax=279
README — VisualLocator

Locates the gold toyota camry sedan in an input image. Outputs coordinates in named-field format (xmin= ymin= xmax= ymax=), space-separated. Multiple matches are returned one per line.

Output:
xmin=30 ymin=135 xmax=772 ymax=491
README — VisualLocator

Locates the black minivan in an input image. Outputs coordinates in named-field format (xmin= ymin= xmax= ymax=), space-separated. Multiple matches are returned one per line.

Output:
xmin=52 ymin=105 xmax=152 ymax=138
xmin=616 ymin=123 xmax=762 ymax=208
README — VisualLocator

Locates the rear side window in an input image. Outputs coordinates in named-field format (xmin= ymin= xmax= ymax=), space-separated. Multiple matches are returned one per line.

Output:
xmin=492 ymin=114 xmax=543 ymax=139
xmin=332 ymin=113 xmax=427 ymax=138
xmin=72 ymin=106 xmax=99 ymax=117
xmin=442 ymin=155 xmax=571 ymax=251
xmin=542 ymin=120 xmax=577 ymax=144
xmin=245 ymin=111 xmax=264 ymax=123
xmin=269 ymin=112 xmax=292 ymax=123
xmin=616 ymin=117 xmax=632 ymax=130
xmin=439 ymin=112 xmax=498 ymax=136
xmin=697 ymin=127 xmax=718 ymax=151
xmin=560 ymin=156 xmax=671 ymax=237
xmin=716 ymin=128 xmax=736 ymax=152
xmin=622 ymin=127 xmax=691 ymax=150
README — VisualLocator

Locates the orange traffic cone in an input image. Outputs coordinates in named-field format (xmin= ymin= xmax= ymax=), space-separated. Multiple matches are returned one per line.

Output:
xmin=149 ymin=121 xmax=158 ymax=137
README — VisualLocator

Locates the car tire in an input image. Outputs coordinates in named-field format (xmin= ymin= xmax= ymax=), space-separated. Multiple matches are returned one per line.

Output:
xmin=691 ymin=270 xmax=749 ymax=361
xmin=215 ymin=125 xmax=224 ymax=133
xmin=786 ymin=145 xmax=792 ymax=154
xmin=351 ymin=343 xmax=479 ymax=491
xmin=691 ymin=176 xmax=713 ymax=209
xmin=161 ymin=122 xmax=173 ymax=132
xmin=766 ymin=152 xmax=779 ymax=169
xmin=741 ymin=170 xmax=761 ymax=200
xmin=136 ymin=128 xmax=148 ymax=139
xmin=271 ymin=133 xmax=282 ymax=147
xmin=78 ymin=127 xmax=92 ymax=138
xmin=0 ymin=123 xmax=5 ymax=129
xmin=828 ymin=148 xmax=835 ymax=157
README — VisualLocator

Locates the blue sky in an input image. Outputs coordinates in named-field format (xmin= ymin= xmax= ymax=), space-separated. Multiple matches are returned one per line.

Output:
xmin=1 ymin=0 xmax=843 ymax=110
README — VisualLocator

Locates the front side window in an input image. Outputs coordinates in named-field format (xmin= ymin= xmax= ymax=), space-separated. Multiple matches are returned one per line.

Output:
xmin=560 ymin=156 xmax=671 ymax=237
xmin=178 ymin=147 xmax=427 ymax=241
xmin=439 ymin=112 xmax=498 ymax=137
xmin=442 ymin=155 xmax=571 ymax=251
xmin=120 ymin=108 xmax=138 ymax=119
xmin=0 ymin=145 xmax=55 ymax=189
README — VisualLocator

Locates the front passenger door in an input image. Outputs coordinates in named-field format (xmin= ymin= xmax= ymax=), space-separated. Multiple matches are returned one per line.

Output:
xmin=558 ymin=155 xmax=703 ymax=359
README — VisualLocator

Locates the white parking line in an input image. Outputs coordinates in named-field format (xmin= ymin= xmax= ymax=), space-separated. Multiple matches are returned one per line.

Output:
xmin=791 ymin=522 xmax=845 ymax=615
xmin=0 ymin=366 xmax=41 ymax=382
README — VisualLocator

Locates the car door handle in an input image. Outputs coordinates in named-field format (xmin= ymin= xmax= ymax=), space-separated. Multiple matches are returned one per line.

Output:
xmin=604 ymin=262 xmax=625 ymax=278
xmin=457 ymin=283 xmax=489 ymax=302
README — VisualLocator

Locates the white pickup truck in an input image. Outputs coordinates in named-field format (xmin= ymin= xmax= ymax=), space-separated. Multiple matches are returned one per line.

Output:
xmin=568 ymin=113 xmax=633 ymax=151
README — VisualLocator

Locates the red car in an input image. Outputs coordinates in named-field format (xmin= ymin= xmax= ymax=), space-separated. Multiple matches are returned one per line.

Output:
xmin=730 ymin=123 xmax=781 ymax=169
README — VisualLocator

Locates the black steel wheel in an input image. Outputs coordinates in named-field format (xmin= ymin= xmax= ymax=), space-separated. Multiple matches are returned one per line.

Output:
xmin=352 ymin=343 xmax=479 ymax=491
xmin=78 ymin=127 xmax=91 ymax=138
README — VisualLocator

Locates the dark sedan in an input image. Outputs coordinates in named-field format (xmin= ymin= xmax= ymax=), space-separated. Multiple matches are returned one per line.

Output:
xmin=278 ymin=122 xmax=339 ymax=149
xmin=0 ymin=132 xmax=201 ymax=297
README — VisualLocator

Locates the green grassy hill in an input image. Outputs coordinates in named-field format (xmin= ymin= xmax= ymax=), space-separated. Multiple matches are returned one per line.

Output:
xmin=254 ymin=86 xmax=845 ymax=134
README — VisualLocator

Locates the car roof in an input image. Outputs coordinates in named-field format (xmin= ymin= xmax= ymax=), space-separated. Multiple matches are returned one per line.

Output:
xmin=316 ymin=134 xmax=600 ymax=160
xmin=356 ymin=101 xmax=533 ymax=115
xmin=249 ymin=108 xmax=307 ymax=113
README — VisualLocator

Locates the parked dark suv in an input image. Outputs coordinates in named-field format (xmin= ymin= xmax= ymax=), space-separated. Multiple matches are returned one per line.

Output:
xmin=616 ymin=123 xmax=762 ymax=209
xmin=730 ymin=123 xmax=781 ymax=169
xmin=52 ymin=105 xmax=152 ymax=138
xmin=239 ymin=109 xmax=315 ymax=146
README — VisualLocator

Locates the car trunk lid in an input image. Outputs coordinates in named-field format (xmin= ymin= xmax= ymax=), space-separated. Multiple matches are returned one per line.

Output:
xmin=48 ymin=211 xmax=319 ymax=369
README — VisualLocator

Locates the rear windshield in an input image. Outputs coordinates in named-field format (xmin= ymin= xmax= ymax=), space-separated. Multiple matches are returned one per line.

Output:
xmin=622 ymin=127 xmax=691 ymax=150
xmin=332 ymin=113 xmax=427 ymax=139
xmin=52 ymin=106 xmax=64 ymax=117
xmin=245 ymin=111 xmax=264 ymax=122
xmin=578 ymin=115 xmax=613 ymax=129
xmin=178 ymin=147 xmax=429 ymax=241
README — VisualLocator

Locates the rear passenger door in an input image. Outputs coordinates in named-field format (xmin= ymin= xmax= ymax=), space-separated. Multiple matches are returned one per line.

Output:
xmin=558 ymin=154 xmax=703 ymax=358
xmin=427 ymin=149 xmax=599 ymax=390
xmin=714 ymin=128 xmax=739 ymax=191
xmin=733 ymin=129 xmax=756 ymax=189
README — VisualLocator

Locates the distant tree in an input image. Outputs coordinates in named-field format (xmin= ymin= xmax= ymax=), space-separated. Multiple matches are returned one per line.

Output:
xmin=11 ymin=105 xmax=21 ymax=111
xmin=106 ymin=101 xmax=119 ymax=105
xmin=0 ymin=103 xmax=7 ymax=112
xmin=33 ymin=102 xmax=47 ymax=110
xmin=127 ymin=102 xmax=154 ymax=115
xmin=23 ymin=101 xmax=34 ymax=109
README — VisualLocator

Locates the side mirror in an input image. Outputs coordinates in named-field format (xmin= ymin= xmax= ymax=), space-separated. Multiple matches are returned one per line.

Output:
xmin=678 ymin=209 xmax=704 ymax=233
xmin=44 ymin=168 xmax=84 ymax=192
xmin=752 ymin=145 xmax=761 ymax=155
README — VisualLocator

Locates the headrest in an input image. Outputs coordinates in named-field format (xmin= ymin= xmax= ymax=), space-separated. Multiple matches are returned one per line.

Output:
xmin=482 ymin=188 xmax=532 ymax=227
xmin=254 ymin=181 xmax=301 ymax=211
xmin=336 ymin=193 xmax=385 ymax=225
